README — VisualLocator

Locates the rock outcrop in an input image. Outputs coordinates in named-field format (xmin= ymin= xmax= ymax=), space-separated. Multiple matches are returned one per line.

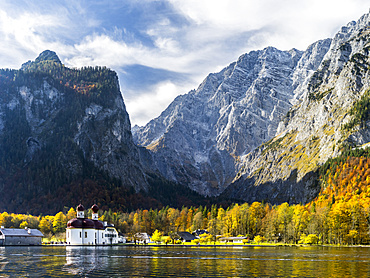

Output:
xmin=133 ymin=38 xmax=330 ymax=197
xmin=134 ymin=12 xmax=370 ymax=203
xmin=227 ymin=12 xmax=370 ymax=204
xmin=0 ymin=51 xmax=149 ymax=212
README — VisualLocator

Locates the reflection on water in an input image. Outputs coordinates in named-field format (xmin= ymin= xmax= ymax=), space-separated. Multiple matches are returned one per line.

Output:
xmin=1 ymin=245 xmax=370 ymax=277
xmin=64 ymin=246 xmax=110 ymax=276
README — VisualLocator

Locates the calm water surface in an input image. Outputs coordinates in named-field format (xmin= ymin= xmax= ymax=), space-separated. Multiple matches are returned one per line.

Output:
xmin=1 ymin=245 xmax=370 ymax=277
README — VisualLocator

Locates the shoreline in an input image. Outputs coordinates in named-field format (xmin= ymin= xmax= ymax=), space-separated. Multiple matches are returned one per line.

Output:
xmin=3 ymin=243 xmax=369 ymax=248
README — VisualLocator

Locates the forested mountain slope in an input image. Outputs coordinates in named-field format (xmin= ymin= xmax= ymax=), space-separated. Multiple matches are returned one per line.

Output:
xmin=0 ymin=51 xmax=207 ymax=214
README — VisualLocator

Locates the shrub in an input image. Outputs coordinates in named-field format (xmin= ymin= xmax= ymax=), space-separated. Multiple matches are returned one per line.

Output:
xmin=304 ymin=234 xmax=318 ymax=245
xmin=254 ymin=235 xmax=264 ymax=244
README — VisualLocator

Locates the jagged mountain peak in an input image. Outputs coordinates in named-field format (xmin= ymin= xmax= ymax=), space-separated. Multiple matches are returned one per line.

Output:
xmin=227 ymin=11 xmax=370 ymax=204
xmin=133 ymin=44 xmax=316 ymax=196
xmin=134 ymin=11 xmax=370 ymax=201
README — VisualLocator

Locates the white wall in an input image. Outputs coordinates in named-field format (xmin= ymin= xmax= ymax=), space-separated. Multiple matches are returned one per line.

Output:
xmin=66 ymin=227 xmax=119 ymax=245
xmin=67 ymin=228 xmax=96 ymax=245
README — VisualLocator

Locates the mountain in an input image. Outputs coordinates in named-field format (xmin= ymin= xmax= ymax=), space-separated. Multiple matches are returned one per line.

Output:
xmin=226 ymin=12 xmax=370 ymax=204
xmin=133 ymin=36 xmax=330 ymax=197
xmin=0 ymin=51 xmax=207 ymax=214
xmin=2 ymin=12 xmax=369 ymax=214
xmin=133 ymin=11 xmax=370 ymax=203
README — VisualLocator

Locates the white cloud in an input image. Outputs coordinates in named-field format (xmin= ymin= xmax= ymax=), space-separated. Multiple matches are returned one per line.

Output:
xmin=0 ymin=9 xmax=63 ymax=67
xmin=121 ymin=0 xmax=370 ymax=126
xmin=0 ymin=3 xmax=92 ymax=68
xmin=0 ymin=0 xmax=369 ymax=126
xmin=65 ymin=32 xmax=222 ymax=81
xmin=166 ymin=0 xmax=370 ymax=51
xmin=124 ymin=81 xmax=188 ymax=126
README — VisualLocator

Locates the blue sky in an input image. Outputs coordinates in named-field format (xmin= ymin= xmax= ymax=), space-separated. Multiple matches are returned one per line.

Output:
xmin=0 ymin=0 xmax=368 ymax=126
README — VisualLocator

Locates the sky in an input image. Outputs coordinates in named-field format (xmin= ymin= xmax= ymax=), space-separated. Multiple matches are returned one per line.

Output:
xmin=0 ymin=0 xmax=368 ymax=126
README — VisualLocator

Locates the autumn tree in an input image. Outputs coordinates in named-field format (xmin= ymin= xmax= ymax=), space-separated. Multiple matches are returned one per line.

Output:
xmin=39 ymin=217 xmax=53 ymax=235
xmin=249 ymin=202 xmax=265 ymax=237
xmin=53 ymin=212 xmax=66 ymax=234
xmin=66 ymin=207 xmax=76 ymax=221
xmin=19 ymin=221 xmax=28 ymax=229
xmin=192 ymin=211 xmax=203 ymax=231
xmin=0 ymin=212 xmax=12 ymax=227
xmin=151 ymin=229 xmax=163 ymax=243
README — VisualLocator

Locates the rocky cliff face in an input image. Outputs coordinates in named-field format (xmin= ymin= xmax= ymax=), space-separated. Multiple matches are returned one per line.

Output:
xmin=133 ymin=38 xmax=331 ymax=197
xmin=73 ymin=91 xmax=147 ymax=191
xmin=0 ymin=51 xmax=149 ymax=212
xmin=134 ymin=12 xmax=370 ymax=203
xmin=0 ymin=51 xmax=213 ymax=214
xmin=226 ymin=12 xmax=370 ymax=204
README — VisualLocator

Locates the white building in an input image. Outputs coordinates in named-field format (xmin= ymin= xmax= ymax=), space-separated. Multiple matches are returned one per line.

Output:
xmin=134 ymin=232 xmax=152 ymax=244
xmin=219 ymin=236 xmax=248 ymax=244
xmin=66 ymin=204 xmax=119 ymax=245
xmin=104 ymin=224 xmax=119 ymax=245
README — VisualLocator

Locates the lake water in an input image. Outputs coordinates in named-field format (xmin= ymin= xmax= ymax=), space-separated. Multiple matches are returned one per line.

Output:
xmin=1 ymin=245 xmax=370 ymax=277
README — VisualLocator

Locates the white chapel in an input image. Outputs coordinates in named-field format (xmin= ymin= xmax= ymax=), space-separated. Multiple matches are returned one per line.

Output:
xmin=66 ymin=204 xmax=119 ymax=245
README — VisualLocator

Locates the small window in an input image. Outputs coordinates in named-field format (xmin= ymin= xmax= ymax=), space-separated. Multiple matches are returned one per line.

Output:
xmin=85 ymin=232 xmax=87 ymax=238
xmin=80 ymin=232 xmax=82 ymax=238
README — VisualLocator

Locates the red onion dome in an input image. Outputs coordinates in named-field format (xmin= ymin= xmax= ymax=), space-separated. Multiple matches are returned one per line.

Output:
xmin=77 ymin=204 xmax=85 ymax=211
xmin=94 ymin=220 xmax=104 ymax=230
xmin=67 ymin=218 xmax=95 ymax=229
xmin=91 ymin=204 xmax=99 ymax=213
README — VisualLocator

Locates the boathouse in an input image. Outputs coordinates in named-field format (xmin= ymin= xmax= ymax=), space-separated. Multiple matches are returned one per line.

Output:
xmin=0 ymin=227 xmax=43 ymax=245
